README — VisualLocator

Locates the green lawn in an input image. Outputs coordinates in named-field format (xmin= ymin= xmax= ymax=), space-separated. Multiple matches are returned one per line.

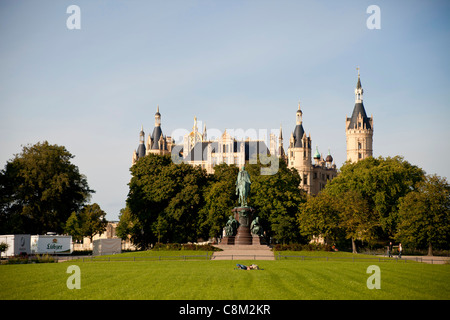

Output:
xmin=1 ymin=251 xmax=449 ymax=300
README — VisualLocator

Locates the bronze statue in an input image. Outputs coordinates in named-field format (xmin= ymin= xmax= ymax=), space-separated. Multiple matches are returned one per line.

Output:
xmin=251 ymin=216 xmax=263 ymax=236
xmin=224 ymin=215 xmax=238 ymax=236
xmin=236 ymin=166 xmax=251 ymax=207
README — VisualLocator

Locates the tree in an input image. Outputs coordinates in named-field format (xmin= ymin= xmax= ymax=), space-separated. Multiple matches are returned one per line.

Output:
xmin=324 ymin=156 xmax=425 ymax=239
xmin=246 ymin=158 xmax=305 ymax=244
xmin=198 ymin=164 xmax=239 ymax=239
xmin=126 ymin=154 xmax=208 ymax=247
xmin=298 ymin=192 xmax=342 ymax=245
xmin=336 ymin=191 xmax=377 ymax=253
xmin=116 ymin=206 xmax=141 ymax=245
xmin=126 ymin=154 xmax=173 ymax=248
xmin=396 ymin=175 xmax=450 ymax=255
xmin=64 ymin=203 xmax=107 ymax=242
xmin=162 ymin=165 xmax=208 ymax=243
xmin=0 ymin=141 xmax=94 ymax=234
xmin=64 ymin=212 xmax=82 ymax=241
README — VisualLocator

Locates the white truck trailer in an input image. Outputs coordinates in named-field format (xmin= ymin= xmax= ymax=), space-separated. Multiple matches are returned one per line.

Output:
xmin=30 ymin=235 xmax=73 ymax=254
xmin=0 ymin=234 xmax=31 ymax=257
xmin=93 ymin=238 xmax=122 ymax=256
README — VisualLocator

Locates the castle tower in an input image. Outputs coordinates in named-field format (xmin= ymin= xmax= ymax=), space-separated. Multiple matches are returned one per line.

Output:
xmin=132 ymin=125 xmax=146 ymax=165
xmin=288 ymin=102 xmax=312 ymax=194
xmin=346 ymin=68 xmax=373 ymax=162
xmin=146 ymin=105 xmax=173 ymax=156
xmin=278 ymin=124 xmax=286 ymax=161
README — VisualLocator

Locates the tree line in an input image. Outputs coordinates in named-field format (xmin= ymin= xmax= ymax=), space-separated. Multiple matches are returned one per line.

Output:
xmin=1 ymin=142 xmax=448 ymax=255
xmin=120 ymin=153 xmax=449 ymax=254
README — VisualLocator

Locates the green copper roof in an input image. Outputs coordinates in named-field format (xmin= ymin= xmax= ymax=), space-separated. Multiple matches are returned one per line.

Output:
xmin=314 ymin=146 xmax=320 ymax=159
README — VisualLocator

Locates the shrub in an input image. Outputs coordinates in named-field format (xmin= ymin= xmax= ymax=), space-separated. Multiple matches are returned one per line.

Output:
xmin=273 ymin=243 xmax=332 ymax=252
xmin=152 ymin=243 xmax=221 ymax=251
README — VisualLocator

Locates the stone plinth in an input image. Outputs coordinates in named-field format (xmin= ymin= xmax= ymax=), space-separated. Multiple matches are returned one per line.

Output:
xmin=232 ymin=206 xmax=255 ymax=245
xmin=221 ymin=236 xmax=235 ymax=245
xmin=252 ymin=234 xmax=266 ymax=245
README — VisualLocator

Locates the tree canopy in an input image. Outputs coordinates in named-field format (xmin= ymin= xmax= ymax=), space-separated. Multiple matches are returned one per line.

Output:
xmin=65 ymin=203 xmax=107 ymax=241
xmin=323 ymin=156 xmax=425 ymax=239
xmin=246 ymin=158 xmax=306 ymax=244
xmin=0 ymin=141 xmax=94 ymax=234
xmin=396 ymin=174 xmax=450 ymax=255
xmin=123 ymin=156 xmax=306 ymax=248
xmin=126 ymin=154 xmax=208 ymax=248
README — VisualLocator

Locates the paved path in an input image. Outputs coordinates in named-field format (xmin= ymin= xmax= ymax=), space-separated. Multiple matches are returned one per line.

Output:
xmin=211 ymin=244 xmax=275 ymax=260
xmin=382 ymin=255 xmax=450 ymax=265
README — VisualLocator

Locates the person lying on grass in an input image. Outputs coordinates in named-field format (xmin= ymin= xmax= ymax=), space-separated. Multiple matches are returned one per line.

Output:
xmin=236 ymin=263 xmax=260 ymax=270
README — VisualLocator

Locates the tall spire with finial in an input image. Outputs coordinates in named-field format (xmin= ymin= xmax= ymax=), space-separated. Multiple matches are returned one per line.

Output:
xmin=296 ymin=101 xmax=303 ymax=125
xmin=355 ymin=67 xmax=363 ymax=102
xmin=155 ymin=105 xmax=161 ymax=127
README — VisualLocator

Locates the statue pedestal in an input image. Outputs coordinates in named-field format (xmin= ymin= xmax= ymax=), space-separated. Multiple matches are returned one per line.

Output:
xmin=232 ymin=207 xmax=255 ymax=245
xmin=252 ymin=234 xmax=266 ymax=245
xmin=221 ymin=236 xmax=235 ymax=245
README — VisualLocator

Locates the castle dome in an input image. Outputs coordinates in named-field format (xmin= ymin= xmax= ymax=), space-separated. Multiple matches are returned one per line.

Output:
xmin=314 ymin=146 xmax=320 ymax=159
xmin=326 ymin=149 xmax=333 ymax=162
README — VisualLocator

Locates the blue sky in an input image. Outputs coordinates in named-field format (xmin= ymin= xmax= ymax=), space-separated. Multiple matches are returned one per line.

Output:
xmin=1 ymin=0 xmax=449 ymax=221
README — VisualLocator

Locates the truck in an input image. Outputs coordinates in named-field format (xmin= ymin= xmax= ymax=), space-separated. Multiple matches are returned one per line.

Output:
xmin=0 ymin=234 xmax=31 ymax=257
xmin=30 ymin=235 xmax=73 ymax=254
xmin=93 ymin=238 xmax=122 ymax=256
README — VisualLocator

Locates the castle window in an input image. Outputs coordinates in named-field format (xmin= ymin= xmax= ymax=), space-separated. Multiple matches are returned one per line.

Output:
xmin=313 ymin=172 xmax=317 ymax=179
xmin=358 ymin=153 xmax=362 ymax=159
xmin=358 ymin=142 xmax=361 ymax=150
xmin=303 ymin=174 xmax=308 ymax=185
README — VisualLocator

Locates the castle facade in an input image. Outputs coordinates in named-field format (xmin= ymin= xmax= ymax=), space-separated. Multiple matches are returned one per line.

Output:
xmin=132 ymin=71 xmax=373 ymax=196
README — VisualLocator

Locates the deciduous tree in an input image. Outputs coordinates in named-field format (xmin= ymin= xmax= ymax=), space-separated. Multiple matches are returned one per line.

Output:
xmin=396 ymin=174 xmax=450 ymax=255
xmin=0 ymin=141 xmax=94 ymax=234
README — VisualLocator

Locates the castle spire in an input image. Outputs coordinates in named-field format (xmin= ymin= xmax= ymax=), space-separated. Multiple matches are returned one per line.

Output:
xmin=296 ymin=101 xmax=303 ymax=125
xmin=155 ymin=105 xmax=161 ymax=127
xmin=355 ymin=67 xmax=363 ymax=102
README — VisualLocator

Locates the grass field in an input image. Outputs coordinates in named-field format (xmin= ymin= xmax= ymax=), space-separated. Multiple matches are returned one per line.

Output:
xmin=1 ymin=251 xmax=449 ymax=300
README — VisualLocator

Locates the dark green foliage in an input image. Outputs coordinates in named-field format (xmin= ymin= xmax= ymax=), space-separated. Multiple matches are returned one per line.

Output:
xmin=151 ymin=243 xmax=222 ymax=251
xmin=125 ymin=156 xmax=306 ymax=247
xmin=324 ymin=156 xmax=425 ymax=239
xmin=64 ymin=203 xmax=107 ymax=241
xmin=0 ymin=141 xmax=94 ymax=234
xmin=126 ymin=155 xmax=208 ymax=248
xmin=272 ymin=243 xmax=332 ymax=251
xmin=198 ymin=164 xmax=239 ymax=239
xmin=246 ymin=158 xmax=306 ymax=244
xmin=396 ymin=174 xmax=450 ymax=254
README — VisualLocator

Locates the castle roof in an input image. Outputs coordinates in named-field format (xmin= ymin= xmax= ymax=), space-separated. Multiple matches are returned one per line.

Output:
xmin=347 ymin=102 xmax=372 ymax=130
xmin=292 ymin=124 xmax=305 ymax=148
xmin=314 ymin=146 xmax=320 ymax=159
xmin=136 ymin=143 xmax=146 ymax=158
xmin=151 ymin=126 xmax=164 ymax=149
xmin=183 ymin=140 xmax=269 ymax=162
xmin=356 ymin=75 xmax=362 ymax=89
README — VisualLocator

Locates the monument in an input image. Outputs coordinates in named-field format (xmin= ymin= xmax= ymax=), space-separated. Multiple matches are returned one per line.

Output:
xmin=221 ymin=166 xmax=266 ymax=246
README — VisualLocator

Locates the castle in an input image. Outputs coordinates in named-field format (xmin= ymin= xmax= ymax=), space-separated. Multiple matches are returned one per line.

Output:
xmin=132 ymin=71 xmax=373 ymax=195
xmin=346 ymin=69 xmax=374 ymax=162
